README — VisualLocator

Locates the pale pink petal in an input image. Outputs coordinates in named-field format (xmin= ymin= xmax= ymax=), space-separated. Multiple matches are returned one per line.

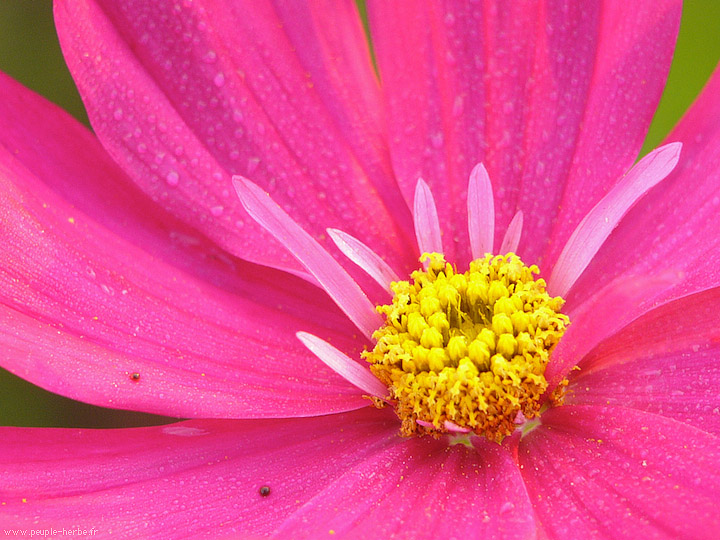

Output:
xmin=275 ymin=433 xmax=536 ymax=539
xmin=499 ymin=211 xmax=524 ymax=255
xmin=233 ymin=176 xmax=381 ymax=339
xmin=443 ymin=420 xmax=471 ymax=433
xmin=545 ymin=269 xmax=682 ymax=391
xmin=566 ymin=287 xmax=720 ymax=436
xmin=548 ymin=143 xmax=681 ymax=298
xmin=327 ymin=228 xmax=400 ymax=289
xmin=567 ymin=63 xmax=720 ymax=312
xmin=368 ymin=1 xmax=681 ymax=267
xmin=297 ymin=332 xmax=387 ymax=398
xmin=0 ymin=151 xmax=367 ymax=419
xmin=55 ymin=0 xmax=416 ymax=278
xmin=413 ymin=178 xmax=443 ymax=255
xmin=467 ymin=163 xmax=495 ymax=258
xmin=520 ymin=406 xmax=720 ymax=539
xmin=0 ymin=409 xmax=400 ymax=538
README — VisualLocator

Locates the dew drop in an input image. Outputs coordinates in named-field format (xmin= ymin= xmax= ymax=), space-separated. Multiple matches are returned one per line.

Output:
xmin=113 ymin=108 xmax=123 ymax=120
xmin=210 ymin=205 xmax=224 ymax=216
xmin=499 ymin=501 xmax=515 ymax=516
xmin=247 ymin=157 xmax=261 ymax=174
xmin=202 ymin=50 xmax=217 ymax=63
xmin=430 ymin=132 xmax=444 ymax=148
xmin=213 ymin=72 xmax=226 ymax=87
xmin=166 ymin=171 xmax=180 ymax=186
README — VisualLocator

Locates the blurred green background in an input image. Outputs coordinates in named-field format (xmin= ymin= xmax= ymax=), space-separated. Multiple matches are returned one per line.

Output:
xmin=0 ymin=1 xmax=719 ymax=428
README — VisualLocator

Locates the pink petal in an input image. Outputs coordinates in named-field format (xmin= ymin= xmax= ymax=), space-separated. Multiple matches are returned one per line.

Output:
xmin=0 ymin=150 xmax=367 ymax=418
xmin=233 ymin=176 xmax=382 ymax=339
xmin=0 ymin=409 xmax=399 ymax=537
xmin=275 ymin=432 xmax=536 ymax=539
xmin=545 ymin=269 xmax=682 ymax=391
xmin=467 ymin=163 xmax=495 ymax=258
xmin=499 ymin=211 xmax=523 ymax=255
xmin=368 ymin=1 xmax=681 ymax=268
xmin=413 ymin=178 xmax=443 ymax=256
xmin=548 ymin=143 xmax=681 ymax=298
xmin=327 ymin=228 xmax=400 ymax=290
xmin=520 ymin=405 xmax=720 ymax=539
xmin=55 ymin=0 xmax=416 ymax=278
xmin=566 ymin=287 xmax=720 ymax=436
xmin=567 ymin=62 xmax=720 ymax=313
xmin=296 ymin=332 xmax=387 ymax=398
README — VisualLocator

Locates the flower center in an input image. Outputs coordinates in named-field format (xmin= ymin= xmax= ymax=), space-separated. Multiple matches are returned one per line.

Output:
xmin=364 ymin=252 xmax=569 ymax=443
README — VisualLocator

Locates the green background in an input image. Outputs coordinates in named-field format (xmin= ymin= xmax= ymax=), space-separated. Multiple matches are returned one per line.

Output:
xmin=1 ymin=1 xmax=719 ymax=428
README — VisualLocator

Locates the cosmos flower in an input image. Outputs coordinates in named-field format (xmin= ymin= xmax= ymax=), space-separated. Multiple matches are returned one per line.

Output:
xmin=1 ymin=0 xmax=720 ymax=538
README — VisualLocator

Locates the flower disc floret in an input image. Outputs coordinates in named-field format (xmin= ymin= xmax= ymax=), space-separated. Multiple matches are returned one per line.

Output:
xmin=365 ymin=253 xmax=569 ymax=442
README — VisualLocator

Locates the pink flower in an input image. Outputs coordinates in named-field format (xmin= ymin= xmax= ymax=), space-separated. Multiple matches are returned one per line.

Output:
xmin=1 ymin=0 xmax=719 ymax=538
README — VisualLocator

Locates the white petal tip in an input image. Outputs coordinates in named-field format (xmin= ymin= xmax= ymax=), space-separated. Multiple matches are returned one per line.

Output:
xmin=296 ymin=332 xmax=387 ymax=398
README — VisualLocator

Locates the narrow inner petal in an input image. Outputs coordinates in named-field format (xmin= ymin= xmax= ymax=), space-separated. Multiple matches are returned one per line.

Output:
xmin=233 ymin=176 xmax=381 ymax=339
xmin=327 ymin=228 xmax=400 ymax=289
xmin=467 ymin=163 xmax=495 ymax=259
xmin=548 ymin=143 xmax=682 ymax=297
xmin=296 ymin=332 xmax=387 ymax=398
xmin=413 ymin=178 xmax=443 ymax=256
xmin=500 ymin=211 xmax=524 ymax=255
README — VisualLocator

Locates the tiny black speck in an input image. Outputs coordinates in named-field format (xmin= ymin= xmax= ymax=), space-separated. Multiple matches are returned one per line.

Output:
xmin=130 ymin=373 xmax=141 ymax=381
xmin=259 ymin=486 xmax=271 ymax=497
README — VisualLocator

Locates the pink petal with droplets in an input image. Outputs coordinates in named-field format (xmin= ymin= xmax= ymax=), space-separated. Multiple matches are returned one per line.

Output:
xmin=0 ymin=147 xmax=366 ymax=418
xmin=297 ymin=332 xmax=387 ymax=398
xmin=568 ymin=62 xmax=720 ymax=313
xmin=548 ymin=143 xmax=680 ymax=298
xmin=0 ymin=73 xmax=331 ymax=315
xmin=0 ymin=409 xmax=399 ymax=538
xmin=467 ymin=163 xmax=495 ymax=259
xmin=368 ymin=1 xmax=680 ymax=268
xmin=233 ymin=176 xmax=381 ymax=340
xmin=55 ymin=0 xmax=416 ymax=278
xmin=327 ymin=228 xmax=400 ymax=290
xmin=520 ymin=405 xmax=720 ymax=539
xmin=413 ymin=178 xmax=443 ymax=256
xmin=275 ymin=433 xmax=536 ymax=539
xmin=499 ymin=211 xmax=523 ymax=255
xmin=566 ymin=287 xmax=720 ymax=436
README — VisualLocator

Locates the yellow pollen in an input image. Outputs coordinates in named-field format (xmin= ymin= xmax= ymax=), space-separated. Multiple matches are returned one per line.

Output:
xmin=364 ymin=252 xmax=570 ymax=443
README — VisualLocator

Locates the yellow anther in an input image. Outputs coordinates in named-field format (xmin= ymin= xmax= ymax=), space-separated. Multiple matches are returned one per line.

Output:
xmin=491 ymin=313 xmax=514 ymax=335
xmin=365 ymin=252 xmax=569 ymax=442
xmin=420 ymin=327 xmax=444 ymax=349
xmin=427 ymin=347 xmax=449 ymax=372
xmin=447 ymin=335 xmax=468 ymax=362
xmin=496 ymin=334 xmax=517 ymax=358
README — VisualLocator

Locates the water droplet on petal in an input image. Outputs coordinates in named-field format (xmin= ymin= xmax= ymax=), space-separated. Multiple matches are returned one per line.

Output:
xmin=166 ymin=171 xmax=180 ymax=186
xmin=210 ymin=205 xmax=224 ymax=216
xmin=113 ymin=108 xmax=123 ymax=120
xmin=247 ymin=157 xmax=261 ymax=174
xmin=213 ymin=72 xmax=225 ymax=87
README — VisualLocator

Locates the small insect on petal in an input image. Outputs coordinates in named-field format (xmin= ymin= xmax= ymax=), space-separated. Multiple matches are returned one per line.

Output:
xmin=259 ymin=485 xmax=271 ymax=497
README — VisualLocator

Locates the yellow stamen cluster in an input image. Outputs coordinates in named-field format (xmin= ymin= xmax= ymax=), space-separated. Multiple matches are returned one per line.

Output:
xmin=364 ymin=253 xmax=569 ymax=442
